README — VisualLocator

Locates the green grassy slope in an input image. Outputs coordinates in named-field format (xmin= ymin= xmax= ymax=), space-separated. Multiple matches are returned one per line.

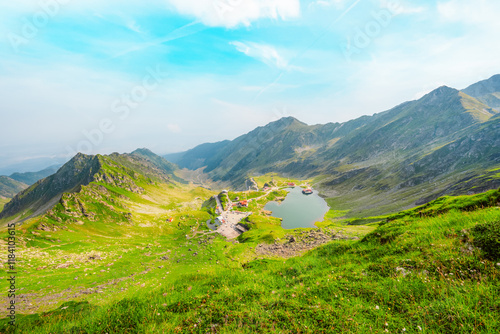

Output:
xmin=0 ymin=150 xmax=181 ymax=224
xmin=2 ymin=188 xmax=499 ymax=333
xmin=0 ymin=197 xmax=9 ymax=211
xmin=0 ymin=176 xmax=27 ymax=198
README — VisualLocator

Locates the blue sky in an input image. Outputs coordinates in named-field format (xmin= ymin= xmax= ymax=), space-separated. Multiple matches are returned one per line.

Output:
xmin=1 ymin=0 xmax=500 ymax=173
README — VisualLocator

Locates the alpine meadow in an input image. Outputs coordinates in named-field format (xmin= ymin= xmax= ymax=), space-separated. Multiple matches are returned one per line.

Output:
xmin=1 ymin=1 xmax=500 ymax=333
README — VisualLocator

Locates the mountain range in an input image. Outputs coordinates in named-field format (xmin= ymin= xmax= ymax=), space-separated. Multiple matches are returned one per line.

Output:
xmin=1 ymin=74 xmax=500 ymax=222
xmin=3 ymin=75 xmax=500 ymax=333
xmin=165 ymin=74 xmax=500 ymax=216
xmin=0 ymin=165 xmax=60 ymax=199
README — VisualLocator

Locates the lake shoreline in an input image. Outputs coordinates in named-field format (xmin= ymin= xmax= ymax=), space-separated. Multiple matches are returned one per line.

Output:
xmin=264 ymin=187 xmax=330 ymax=229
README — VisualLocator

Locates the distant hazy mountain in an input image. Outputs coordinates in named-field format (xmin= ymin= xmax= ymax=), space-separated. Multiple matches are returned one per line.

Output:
xmin=9 ymin=165 xmax=60 ymax=185
xmin=463 ymin=74 xmax=500 ymax=110
xmin=0 ymin=156 xmax=69 ymax=176
xmin=0 ymin=165 xmax=61 ymax=199
xmin=0 ymin=176 xmax=27 ymax=198
xmin=164 ymin=76 xmax=500 ymax=216
xmin=164 ymin=116 xmax=375 ymax=185
xmin=0 ymin=149 xmax=181 ymax=222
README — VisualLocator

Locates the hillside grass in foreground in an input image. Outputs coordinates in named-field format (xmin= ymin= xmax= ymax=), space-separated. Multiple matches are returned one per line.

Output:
xmin=329 ymin=188 xmax=500 ymax=227
xmin=2 ymin=202 xmax=499 ymax=333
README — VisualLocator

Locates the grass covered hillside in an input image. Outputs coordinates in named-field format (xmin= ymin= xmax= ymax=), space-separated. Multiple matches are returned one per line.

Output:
xmin=0 ymin=176 xmax=27 ymax=199
xmin=0 ymin=149 xmax=181 ymax=224
xmin=2 ymin=186 xmax=499 ymax=333
xmin=0 ymin=197 xmax=9 ymax=212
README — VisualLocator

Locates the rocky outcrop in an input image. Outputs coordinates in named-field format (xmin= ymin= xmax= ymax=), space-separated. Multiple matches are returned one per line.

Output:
xmin=0 ymin=149 xmax=177 ymax=222
xmin=0 ymin=153 xmax=100 ymax=220
xmin=245 ymin=178 xmax=259 ymax=191
xmin=256 ymin=229 xmax=359 ymax=258
xmin=93 ymin=171 xmax=144 ymax=194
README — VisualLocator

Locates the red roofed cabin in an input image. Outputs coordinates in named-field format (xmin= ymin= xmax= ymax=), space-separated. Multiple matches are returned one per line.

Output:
xmin=239 ymin=200 xmax=248 ymax=207
xmin=288 ymin=182 xmax=296 ymax=187
xmin=167 ymin=217 xmax=174 ymax=222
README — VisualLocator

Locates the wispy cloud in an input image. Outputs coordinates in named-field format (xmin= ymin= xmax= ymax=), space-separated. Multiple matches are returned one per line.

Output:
xmin=1 ymin=0 xmax=499 ymax=170
xmin=230 ymin=41 xmax=289 ymax=69
xmin=111 ymin=21 xmax=207 ymax=58
xmin=167 ymin=0 xmax=300 ymax=28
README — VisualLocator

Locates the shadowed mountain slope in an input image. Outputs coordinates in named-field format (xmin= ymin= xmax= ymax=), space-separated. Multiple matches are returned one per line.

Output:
xmin=164 ymin=78 xmax=500 ymax=216
xmin=463 ymin=74 xmax=500 ymax=110
xmin=0 ymin=150 xmax=181 ymax=223
xmin=9 ymin=165 xmax=61 ymax=186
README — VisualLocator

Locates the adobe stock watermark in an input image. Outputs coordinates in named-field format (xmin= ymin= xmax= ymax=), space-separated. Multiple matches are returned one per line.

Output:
xmin=7 ymin=0 xmax=71 ymax=53
xmin=341 ymin=0 xmax=402 ymax=61
xmin=65 ymin=65 xmax=168 ymax=157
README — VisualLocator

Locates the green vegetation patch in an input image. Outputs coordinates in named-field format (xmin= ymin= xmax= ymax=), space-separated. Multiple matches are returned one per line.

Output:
xmin=387 ymin=189 xmax=500 ymax=220
xmin=471 ymin=220 xmax=500 ymax=260
xmin=5 ymin=205 xmax=500 ymax=333
xmin=4 ymin=182 xmax=500 ymax=333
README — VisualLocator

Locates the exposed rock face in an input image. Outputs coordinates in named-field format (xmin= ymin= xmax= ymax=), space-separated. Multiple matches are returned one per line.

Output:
xmin=256 ymin=229 xmax=359 ymax=258
xmin=94 ymin=171 xmax=144 ymax=194
xmin=245 ymin=178 xmax=259 ymax=191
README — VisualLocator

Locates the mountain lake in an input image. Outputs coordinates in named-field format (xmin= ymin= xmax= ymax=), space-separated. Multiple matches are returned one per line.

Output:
xmin=264 ymin=187 xmax=330 ymax=229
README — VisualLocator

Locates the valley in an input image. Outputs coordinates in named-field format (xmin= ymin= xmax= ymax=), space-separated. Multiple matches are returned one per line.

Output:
xmin=1 ymin=75 xmax=500 ymax=333
xmin=4 ymin=0 xmax=500 ymax=331
xmin=0 ymin=167 xmax=371 ymax=328
xmin=165 ymin=76 xmax=500 ymax=218
xmin=1 ymin=181 xmax=499 ymax=332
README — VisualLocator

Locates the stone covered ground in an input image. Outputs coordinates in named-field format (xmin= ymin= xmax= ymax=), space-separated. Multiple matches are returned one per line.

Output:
xmin=256 ymin=228 xmax=359 ymax=258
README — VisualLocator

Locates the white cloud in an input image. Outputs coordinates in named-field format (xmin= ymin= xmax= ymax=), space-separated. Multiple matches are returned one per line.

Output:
xmin=0 ymin=0 xmax=167 ymax=15
xmin=166 ymin=0 xmax=300 ymax=28
xmin=0 ymin=0 xmax=300 ymax=31
xmin=231 ymin=41 xmax=288 ymax=69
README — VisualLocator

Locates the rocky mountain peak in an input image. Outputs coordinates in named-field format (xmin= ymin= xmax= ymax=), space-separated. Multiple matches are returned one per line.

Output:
xmin=271 ymin=116 xmax=306 ymax=128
